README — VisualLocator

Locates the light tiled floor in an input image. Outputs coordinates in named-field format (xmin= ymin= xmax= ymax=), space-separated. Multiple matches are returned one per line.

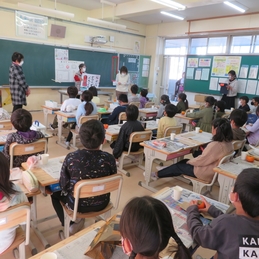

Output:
xmin=2 ymin=111 xmax=220 ymax=258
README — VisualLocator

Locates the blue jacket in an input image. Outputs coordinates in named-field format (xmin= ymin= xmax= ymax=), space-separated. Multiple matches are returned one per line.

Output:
xmin=108 ymin=105 xmax=128 ymax=125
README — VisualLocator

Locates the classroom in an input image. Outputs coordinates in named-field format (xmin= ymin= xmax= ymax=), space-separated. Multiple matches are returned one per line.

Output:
xmin=1 ymin=0 xmax=259 ymax=259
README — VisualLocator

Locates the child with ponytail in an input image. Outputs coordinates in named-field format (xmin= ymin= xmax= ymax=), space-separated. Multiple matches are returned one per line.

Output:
xmin=157 ymin=94 xmax=171 ymax=118
xmin=177 ymin=93 xmax=189 ymax=113
xmin=120 ymin=196 xmax=192 ymax=259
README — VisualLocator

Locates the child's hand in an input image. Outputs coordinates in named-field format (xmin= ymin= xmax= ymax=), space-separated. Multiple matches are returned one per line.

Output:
xmin=198 ymin=196 xmax=211 ymax=213
xmin=189 ymin=200 xmax=197 ymax=206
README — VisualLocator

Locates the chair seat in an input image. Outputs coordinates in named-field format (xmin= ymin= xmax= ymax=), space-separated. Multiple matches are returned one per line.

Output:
xmin=122 ymin=148 xmax=144 ymax=155
xmin=183 ymin=175 xmax=210 ymax=184
xmin=1 ymin=226 xmax=25 ymax=255
xmin=62 ymin=202 xmax=113 ymax=219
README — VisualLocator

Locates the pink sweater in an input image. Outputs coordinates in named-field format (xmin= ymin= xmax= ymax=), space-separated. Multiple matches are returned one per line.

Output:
xmin=187 ymin=141 xmax=234 ymax=182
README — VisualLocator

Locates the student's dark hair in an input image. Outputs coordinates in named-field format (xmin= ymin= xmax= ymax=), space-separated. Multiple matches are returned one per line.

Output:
xmin=67 ymin=86 xmax=78 ymax=98
xmin=239 ymin=96 xmax=249 ymax=104
xmin=212 ymin=118 xmax=233 ymax=142
xmin=205 ymin=96 xmax=216 ymax=107
xmin=252 ymin=97 xmax=259 ymax=104
xmin=89 ymin=86 xmax=98 ymax=97
xmin=120 ymin=196 xmax=192 ymax=259
xmin=160 ymin=95 xmax=170 ymax=106
xmin=126 ymin=105 xmax=139 ymax=121
xmin=120 ymin=66 xmax=128 ymax=74
xmin=118 ymin=94 xmax=128 ymax=103
xmin=0 ymin=153 xmax=17 ymax=199
xmin=79 ymin=120 xmax=104 ymax=149
xmin=12 ymin=52 xmax=24 ymax=62
xmin=79 ymin=63 xmax=85 ymax=69
xmin=82 ymin=90 xmax=94 ymax=116
xmin=131 ymin=84 xmax=138 ymax=95
xmin=165 ymin=104 xmax=177 ymax=118
xmin=178 ymin=93 xmax=189 ymax=110
xmin=11 ymin=108 xmax=32 ymax=132
xmin=228 ymin=70 xmax=236 ymax=78
xmin=140 ymin=89 xmax=149 ymax=101
xmin=233 ymin=168 xmax=259 ymax=218
xmin=230 ymin=109 xmax=248 ymax=127
xmin=215 ymin=100 xmax=225 ymax=113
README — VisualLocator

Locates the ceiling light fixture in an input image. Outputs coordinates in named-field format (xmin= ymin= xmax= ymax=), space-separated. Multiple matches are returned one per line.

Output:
xmin=100 ymin=0 xmax=116 ymax=7
xmin=161 ymin=11 xmax=184 ymax=20
xmin=151 ymin=0 xmax=186 ymax=10
xmin=69 ymin=44 xmax=116 ymax=53
xmin=17 ymin=2 xmax=74 ymax=19
xmin=224 ymin=1 xmax=246 ymax=13
xmin=87 ymin=17 xmax=126 ymax=30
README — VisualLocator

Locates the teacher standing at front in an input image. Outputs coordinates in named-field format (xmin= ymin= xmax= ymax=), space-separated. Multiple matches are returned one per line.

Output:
xmin=115 ymin=66 xmax=130 ymax=99
xmin=9 ymin=52 xmax=30 ymax=112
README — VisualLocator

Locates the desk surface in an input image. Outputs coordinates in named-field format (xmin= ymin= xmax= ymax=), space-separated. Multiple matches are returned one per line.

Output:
xmin=139 ymin=108 xmax=158 ymax=113
xmin=175 ymin=114 xmax=195 ymax=121
xmin=55 ymin=111 xmax=76 ymax=118
xmin=42 ymin=105 xmax=61 ymax=111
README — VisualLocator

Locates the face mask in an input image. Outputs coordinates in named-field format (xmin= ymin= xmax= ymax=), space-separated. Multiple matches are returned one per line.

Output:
xmin=239 ymin=101 xmax=242 ymax=106
xmin=228 ymin=76 xmax=232 ymax=80
xmin=251 ymin=102 xmax=255 ymax=106
xmin=19 ymin=60 xmax=24 ymax=66
xmin=81 ymin=68 xmax=86 ymax=72
xmin=121 ymin=73 xmax=126 ymax=76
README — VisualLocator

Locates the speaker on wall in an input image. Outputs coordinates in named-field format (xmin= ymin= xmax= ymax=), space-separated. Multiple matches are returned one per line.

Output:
xmin=50 ymin=24 xmax=66 ymax=38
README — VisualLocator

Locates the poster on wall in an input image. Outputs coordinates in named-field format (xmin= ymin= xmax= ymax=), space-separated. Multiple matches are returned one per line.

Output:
xmin=199 ymin=58 xmax=211 ymax=67
xmin=16 ymin=11 xmax=48 ymax=40
xmin=211 ymin=56 xmax=241 ymax=77
xmin=187 ymin=58 xmax=198 ymax=68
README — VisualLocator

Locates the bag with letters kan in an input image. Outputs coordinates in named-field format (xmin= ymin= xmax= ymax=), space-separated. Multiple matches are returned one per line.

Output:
xmin=22 ymin=170 xmax=39 ymax=193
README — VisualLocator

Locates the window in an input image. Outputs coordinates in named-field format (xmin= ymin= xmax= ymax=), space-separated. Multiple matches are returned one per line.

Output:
xmin=190 ymin=38 xmax=207 ymax=55
xmin=164 ymin=39 xmax=189 ymax=55
xmin=208 ymin=37 xmax=227 ymax=54
xmin=253 ymin=35 xmax=259 ymax=53
xmin=230 ymin=35 xmax=252 ymax=53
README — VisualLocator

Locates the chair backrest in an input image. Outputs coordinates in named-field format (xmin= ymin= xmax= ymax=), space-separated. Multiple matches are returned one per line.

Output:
xmin=79 ymin=115 xmax=99 ymax=125
xmin=144 ymin=102 xmax=155 ymax=108
xmin=232 ymin=139 xmax=246 ymax=156
xmin=9 ymin=138 xmax=47 ymax=169
xmin=164 ymin=125 xmax=183 ymax=137
xmin=118 ymin=112 xmax=127 ymax=123
xmin=0 ymin=120 xmax=13 ymax=130
xmin=0 ymin=202 xmax=31 ymax=245
xmin=72 ymin=174 xmax=123 ymax=221
xmin=129 ymin=102 xmax=140 ymax=108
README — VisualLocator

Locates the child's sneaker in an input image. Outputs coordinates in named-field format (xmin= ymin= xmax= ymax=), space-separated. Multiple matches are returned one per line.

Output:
xmin=65 ymin=141 xmax=70 ymax=147
xmin=151 ymin=171 xmax=158 ymax=181
xmin=69 ymin=218 xmax=85 ymax=235
xmin=49 ymin=124 xmax=56 ymax=130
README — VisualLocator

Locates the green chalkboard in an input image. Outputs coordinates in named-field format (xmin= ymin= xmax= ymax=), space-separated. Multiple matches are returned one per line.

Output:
xmin=119 ymin=54 xmax=139 ymax=72
xmin=184 ymin=55 xmax=259 ymax=98
xmin=138 ymin=55 xmax=151 ymax=88
xmin=0 ymin=39 xmax=115 ymax=87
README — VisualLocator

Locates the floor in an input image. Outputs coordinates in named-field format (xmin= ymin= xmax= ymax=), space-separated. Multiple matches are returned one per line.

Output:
xmin=2 ymin=111 xmax=220 ymax=259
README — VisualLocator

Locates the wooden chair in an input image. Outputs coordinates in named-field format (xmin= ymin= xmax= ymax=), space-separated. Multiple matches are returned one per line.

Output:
xmin=183 ymin=152 xmax=235 ymax=195
xmin=118 ymin=112 xmax=127 ymax=124
xmin=9 ymin=139 xmax=47 ymax=169
xmin=163 ymin=125 xmax=183 ymax=137
xmin=60 ymin=174 xmax=123 ymax=239
xmin=0 ymin=202 xmax=31 ymax=259
xmin=70 ymin=115 xmax=99 ymax=150
xmin=129 ymin=102 xmax=140 ymax=108
xmin=117 ymin=131 xmax=152 ymax=176
xmin=0 ymin=120 xmax=13 ymax=130
xmin=144 ymin=102 xmax=155 ymax=108
xmin=232 ymin=139 xmax=246 ymax=157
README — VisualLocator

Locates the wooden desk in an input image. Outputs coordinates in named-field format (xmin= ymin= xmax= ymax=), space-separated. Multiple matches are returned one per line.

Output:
xmin=175 ymin=114 xmax=195 ymax=131
xmin=139 ymin=131 xmax=213 ymax=192
xmin=139 ymin=108 xmax=158 ymax=119
xmin=188 ymin=104 xmax=200 ymax=110
xmin=41 ymin=105 xmax=60 ymax=128
xmin=0 ymin=130 xmax=16 ymax=145
xmin=213 ymin=156 xmax=258 ymax=204
xmin=0 ymin=120 xmax=13 ymax=130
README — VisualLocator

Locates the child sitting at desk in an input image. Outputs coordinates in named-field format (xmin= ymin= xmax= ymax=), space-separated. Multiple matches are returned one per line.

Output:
xmin=187 ymin=168 xmax=259 ymax=259
xmin=153 ymin=118 xmax=233 ymax=182
xmin=120 ymin=196 xmax=192 ymax=259
xmin=50 ymin=86 xmax=81 ymax=130
xmin=214 ymin=100 xmax=225 ymax=119
xmin=157 ymin=104 xmax=177 ymax=139
xmin=229 ymin=109 xmax=247 ymax=140
xmin=111 ymin=104 xmax=144 ymax=159
xmin=244 ymin=106 xmax=259 ymax=146
xmin=3 ymin=109 xmax=45 ymax=167
xmin=139 ymin=89 xmax=149 ymax=108
xmin=0 ymin=153 xmax=28 ymax=254
xmin=128 ymin=84 xmax=139 ymax=103
xmin=88 ymin=86 xmax=100 ymax=104
xmin=176 ymin=93 xmax=188 ymax=113
xmin=238 ymin=96 xmax=250 ymax=112
xmin=51 ymin=120 xmax=117 ymax=235
xmin=157 ymin=94 xmax=171 ymax=118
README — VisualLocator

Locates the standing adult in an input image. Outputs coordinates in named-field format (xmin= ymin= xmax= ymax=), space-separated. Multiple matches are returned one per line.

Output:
xmin=74 ymin=63 xmax=86 ymax=91
xmin=174 ymin=72 xmax=185 ymax=99
xmin=115 ymin=66 xmax=130 ymax=99
xmin=221 ymin=70 xmax=238 ymax=109
xmin=9 ymin=52 xmax=30 ymax=112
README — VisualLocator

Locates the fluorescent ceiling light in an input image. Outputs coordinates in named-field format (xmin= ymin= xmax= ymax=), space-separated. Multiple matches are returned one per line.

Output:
xmin=161 ymin=11 xmax=184 ymax=20
xmin=224 ymin=1 xmax=246 ymax=13
xmin=100 ymin=0 xmax=116 ymax=7
xmin=87 ymin=17 xmax=126 ymax=30
xmin=151 ymin=0 xmax=185 ymax=10
xmin=17 ymin=2 xmax=74 ymax=19
xmin=69 ymin=44 xmax=116 ymax=53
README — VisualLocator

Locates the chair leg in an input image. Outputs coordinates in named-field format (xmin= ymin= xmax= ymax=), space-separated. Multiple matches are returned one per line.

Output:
xmin=191 ymin=181 xmax=204 ymax=194
xmin=18 ymin=243 xmax=25 ymax=259
xmin=72 ymin=133 xmax=77 ymax=149
xmin=103 ymin=210 xmax=112 ymax=220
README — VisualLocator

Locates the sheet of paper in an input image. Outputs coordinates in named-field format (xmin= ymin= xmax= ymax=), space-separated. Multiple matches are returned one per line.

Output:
xmin=199 ymin=58 xmax=211 ymax=67
xmin=209 ymin=77 xmax=218 ymax=91
xmin=237 ymin=79 xmax=247 ymax=93
xmin=186 ymin=68 xmax=194 ymax=79
xmin=239 ymin=65 xmax=249 ymax=78
xmin=39 ymin=156 xmax=65 ymax=179
xmin=249 ymin=65 xmax=258 ymax=79
xmin=195 ymin=68 xmax=201 ymax=80
xmin=201 ymin=68 xmax=210 ymax=80
xmin=187 ymin=58 xmax=198 ymax=68
xmin=246 ymin=80 xmax=258 ymax=95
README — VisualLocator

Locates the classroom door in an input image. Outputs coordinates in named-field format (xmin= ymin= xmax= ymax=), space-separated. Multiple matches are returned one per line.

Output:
xmin=162 ymin=56 xmax=186 ymax=100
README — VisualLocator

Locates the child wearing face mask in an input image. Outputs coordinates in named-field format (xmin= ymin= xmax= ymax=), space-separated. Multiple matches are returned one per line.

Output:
xmin=238 ymin=96 xmax=250 ymax=112
xmin=250 ymin=97 xmax=259 ymax=114
xmin=115 ymin=66 xmax=130 ymax=99
xmin=74 ymin=63 xmax=86 ymax=91
xmin=187 ymin=168 xmax=259 ymax=259
xmin=157 ymin=94 xmax=171 ymax=118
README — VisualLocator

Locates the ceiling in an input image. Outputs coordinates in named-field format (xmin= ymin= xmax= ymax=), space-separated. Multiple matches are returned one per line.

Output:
xmin=2 ymin=0 xmax=259 ymax=25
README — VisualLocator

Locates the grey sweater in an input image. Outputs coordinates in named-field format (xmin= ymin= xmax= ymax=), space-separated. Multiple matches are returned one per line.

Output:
xmin=187 ymin=205 xmax=259 ymax=259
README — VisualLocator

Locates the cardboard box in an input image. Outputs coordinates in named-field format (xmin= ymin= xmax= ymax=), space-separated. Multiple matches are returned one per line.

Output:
xmin=195 ymin=94 xmax=208 ymax=103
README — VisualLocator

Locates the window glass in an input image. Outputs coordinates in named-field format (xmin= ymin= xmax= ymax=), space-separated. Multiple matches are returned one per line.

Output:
xmin=254 ymin=35 xmax=259 ymax=53
xmin=208 ymin=37 xmax=227 ymax=53
xmin=164 ymin=38 xmax=189 ymax=55
xmin=190 ymin=38 xmax=207 ymax=54
xmin=230 ymin=36 xmax=252 ymax=53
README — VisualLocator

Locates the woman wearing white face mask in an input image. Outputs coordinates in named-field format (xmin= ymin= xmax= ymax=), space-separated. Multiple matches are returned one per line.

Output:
xmin=74 ymin=63 xmax=86 ymax=91
xmin=115 ymin=66 xmax=130 ymax=99
xmin=221 ymin=70 xmax=238 ymax=110
xmin=9 ymin=52 xmax=30 ymax=112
